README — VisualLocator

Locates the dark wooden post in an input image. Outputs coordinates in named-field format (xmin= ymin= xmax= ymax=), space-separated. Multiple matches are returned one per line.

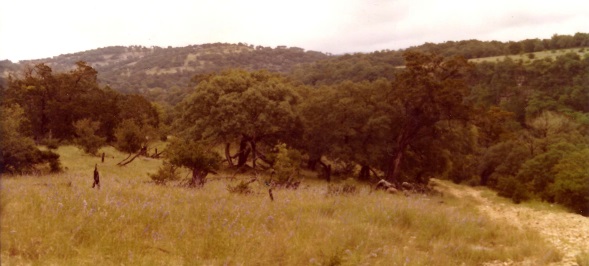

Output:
xmin=92 ymin=164 xmax=100 ymax=189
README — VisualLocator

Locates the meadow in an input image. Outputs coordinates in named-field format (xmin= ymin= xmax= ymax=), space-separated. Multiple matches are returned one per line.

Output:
xmin=0 ymin=146 xmax=561 ymax=265
xmin=468 ymin=47 xmax=588 ymax=64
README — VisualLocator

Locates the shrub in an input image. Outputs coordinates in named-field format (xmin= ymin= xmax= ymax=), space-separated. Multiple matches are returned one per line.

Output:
xmin=551 ymin=149 xmax=589 ymax=215
xmin=166 ymin=139 xmax=221 ymax=188
xmin=496 ymin=176 xmax=530 ymax=204
xmin=0 ymin=104 xmax=62 ymax=174
xmin=149 ymin=161 xmax=180 ymax=185
xmin=74 ymin=119 xmax=106 ymax=155
xmin=227 ymin=179 xmax=256 ymax=194
xmin=114 ymin=119 xmax=145 ymax=154
xmin=272 ymin=143 xmax=302 ymax=185
xmin=326 ymin=178 xmax=358 ymax=196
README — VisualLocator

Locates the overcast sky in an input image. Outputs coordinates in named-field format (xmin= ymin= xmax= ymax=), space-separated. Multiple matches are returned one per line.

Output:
xmin=1 ymin=0 xmax=588 ymax=62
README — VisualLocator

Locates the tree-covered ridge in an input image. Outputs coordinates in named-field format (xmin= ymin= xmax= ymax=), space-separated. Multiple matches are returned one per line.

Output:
xmin=3 ymin=33 xmax=587 ymax=96
xmin=291 ymin=32 xmax=589 ymax=85
xmin=10 ymin=43 xmax=330 ymax=95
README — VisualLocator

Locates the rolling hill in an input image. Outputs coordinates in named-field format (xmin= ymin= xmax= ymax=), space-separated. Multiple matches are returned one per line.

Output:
xmin=2 ymin=43 xmax=331 ymax=95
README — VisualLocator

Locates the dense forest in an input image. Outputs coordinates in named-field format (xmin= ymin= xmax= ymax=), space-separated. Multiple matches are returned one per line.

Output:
xmin=1 ymin=33 xmax=588 ymax=215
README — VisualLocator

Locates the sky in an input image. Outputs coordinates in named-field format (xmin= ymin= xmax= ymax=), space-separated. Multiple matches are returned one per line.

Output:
xmin=1 ymin=0 xmax=588 ymax=62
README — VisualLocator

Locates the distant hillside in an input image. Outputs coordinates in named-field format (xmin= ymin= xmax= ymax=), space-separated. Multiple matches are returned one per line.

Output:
xmin=2 ymin=32 xmax=587 ymax=101
xmin=468 ymin=47 xmax=589 ymax=64
xmin=292 ymin=32 xmax=589 ymax=85
xmin=7 ymin=43 xmax=330 ymax=95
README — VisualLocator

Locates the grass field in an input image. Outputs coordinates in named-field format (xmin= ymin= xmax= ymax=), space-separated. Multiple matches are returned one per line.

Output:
xmin=0 ymin=145 xmax=561 ymax=265
xmin=469 ymin=47 xmax=589 ymax=64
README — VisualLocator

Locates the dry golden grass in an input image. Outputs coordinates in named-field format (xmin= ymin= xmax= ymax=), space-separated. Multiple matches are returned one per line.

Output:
xmin=0 ymin=146 xmax=561 ymax=265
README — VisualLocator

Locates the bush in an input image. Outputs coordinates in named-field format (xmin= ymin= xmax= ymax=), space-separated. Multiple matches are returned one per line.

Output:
xmin=551 ymin=149 xmax=589 ymax=216
xmin=496 ymin=176 xmax=530 ymax=204
xmin=114 ymin=119 xmax=146 ymax=154
xmin=74 ymin=119 xmax=106 ymax=155
xmin=149 ymin=161 xmax=180 ymax=185
xmin=0 ymin=104 xmax=62 ymax=174
xmin=272 ymin=143 xmax=302 ymax=185
xmin=166 ymin=139 xmax=221 ymax=188
xmin=227 ymin=179 xmax=256 ymax=194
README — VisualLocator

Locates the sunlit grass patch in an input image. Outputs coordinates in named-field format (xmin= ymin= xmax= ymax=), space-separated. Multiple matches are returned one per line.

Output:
xmin=469 ymin=47 xmax=589 ymax=64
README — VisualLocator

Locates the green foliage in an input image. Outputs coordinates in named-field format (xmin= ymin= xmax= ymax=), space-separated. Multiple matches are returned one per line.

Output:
xmin=73 ymin=118 xmax=105 ymax=155
xmin=551 ymin=149 xmax=589 ymax=215
xmin=149 ymin=161 xmax=180 ymax=185
xmin=272 ymin=143 xmax=302 ymax=184
xmin=12 ymin=44 xmax=328 ymax=100
xmin=385 ymin=51 xmax=474 ymax=182
xmin=478 ymin=140 xmax=531 ymax=187
xmin=300 ymin=79 xmax=392 ymax=177
xmin=176 ymin=69 xmax=302 ymax=168
xmin=4 ymin=62 xmax=158 ymax=143
xmin=117 ymin=94 xmax=160 ymax=130
xmin=515 ymin=142 xmax=577 ymax=201
xmin=0 ymin=104 xmax=61 ymax=173
xmin=5 ymin=37 xmax=588 ymax=215
xmin=496 ymin=176 xmax=530 ymax=204
xmin=166 ymin=139 xmax=221 ymax=187
xmin=114 ymin=119 xmax=148 ymax=154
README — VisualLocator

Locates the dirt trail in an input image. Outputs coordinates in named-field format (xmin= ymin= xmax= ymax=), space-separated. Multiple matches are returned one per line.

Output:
xmin=431 ymin=179 xmax=589 ymax=266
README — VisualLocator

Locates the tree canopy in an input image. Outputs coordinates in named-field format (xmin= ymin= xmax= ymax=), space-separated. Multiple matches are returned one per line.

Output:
xmin=175 ymin=69 xmax=302 ymax=168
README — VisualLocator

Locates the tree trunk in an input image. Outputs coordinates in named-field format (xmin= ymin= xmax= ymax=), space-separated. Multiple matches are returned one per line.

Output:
xmin=250 ymin=139 xmax=257 ymax=169
xmin=255 ymin=150 xmax=273 ymax=165
xmin=225 ymin=143 xmax=234 ymax=167
xmin=307 ymin=158 xmax=319 ymax=170
xmin=190 ymin=168 xmax=207 ymax=188
xmin=386 ymin=149 xmax=404 ymax=183
xmin=236 ymin=137 xmax=250 ymax=167
xmin=117 ymin=152 xmax=133 ymax=165
xmin=386 ymin=127 xmax=413 ymax=182
xmin=318 ymin=160 xmax=331 ymax=182
xmin=118 ymin=146 xmax=147 ymax=166
xmin=358 ymin=165 xmax=370 ymax=181
xmin=369 ymin=167 xmax=380 ymax=180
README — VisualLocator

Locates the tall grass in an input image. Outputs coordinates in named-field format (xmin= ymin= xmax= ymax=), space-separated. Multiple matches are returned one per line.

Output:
xmin=1 ymin=146 xmax=560 ymax=265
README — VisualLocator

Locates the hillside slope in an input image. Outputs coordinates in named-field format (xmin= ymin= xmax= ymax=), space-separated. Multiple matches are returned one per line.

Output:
xmin=11 ymin=43 xmax=330 ymax=94
xmin=432 ymin=179 xmax=589 ymax=266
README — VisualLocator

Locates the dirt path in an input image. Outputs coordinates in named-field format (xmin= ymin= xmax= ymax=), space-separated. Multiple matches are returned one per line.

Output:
xmin=430 ymin=179 xmax=589 ymax=266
